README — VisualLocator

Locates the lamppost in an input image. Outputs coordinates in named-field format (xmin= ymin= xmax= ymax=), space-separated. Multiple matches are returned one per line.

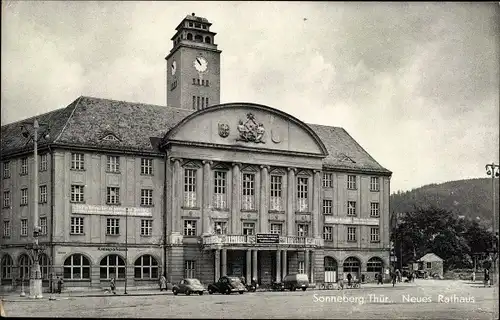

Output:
xmin=20 ymin=119 xmax=49 ymax=299
xmin=485 ymin=163 xmax=499 ymax=285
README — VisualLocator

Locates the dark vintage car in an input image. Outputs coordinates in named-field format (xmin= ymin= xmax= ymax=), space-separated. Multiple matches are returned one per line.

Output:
xmin=208 ymin=276 xmax=247 ymax=294
xmin=271 ymin=281 xmax=285 ymax=291
xmin=282 ymin=273 xmax=309 ymax=291
xmin=172 ymin=278 xmax=206 ymax=296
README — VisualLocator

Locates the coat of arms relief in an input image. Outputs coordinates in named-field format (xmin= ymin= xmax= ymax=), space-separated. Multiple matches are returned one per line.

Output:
xmin=236 ymin=113 xmax=265 ymax=143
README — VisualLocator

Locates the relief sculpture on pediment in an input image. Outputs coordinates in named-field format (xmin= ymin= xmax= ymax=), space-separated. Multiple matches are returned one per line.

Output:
xmin=236 ymin=113 xmax=265 ymax=143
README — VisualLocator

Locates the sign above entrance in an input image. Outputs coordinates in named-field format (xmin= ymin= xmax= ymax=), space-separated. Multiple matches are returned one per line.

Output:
xmin=256 ymin=233 xmax=279 ymax=244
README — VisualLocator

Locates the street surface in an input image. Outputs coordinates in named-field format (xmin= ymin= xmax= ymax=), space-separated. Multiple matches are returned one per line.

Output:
xmin=2 ymin=280 xmax=497 ymax=319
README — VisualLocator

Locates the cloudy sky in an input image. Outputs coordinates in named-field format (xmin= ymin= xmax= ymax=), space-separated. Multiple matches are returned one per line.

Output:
xmin=1 ymin=1 xmax=499 ymax=193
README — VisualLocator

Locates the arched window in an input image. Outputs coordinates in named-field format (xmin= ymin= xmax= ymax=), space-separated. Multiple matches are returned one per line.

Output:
xmin=1 ymin=255 xmax=13 ymax=280
xmin=324 ymin=256 xmax=337 ymax=271
xmin=100 ymin=254 xmax=125 ymax=279
xmin=204 ymin=36 xmax=211 ymax=44
xmin=367 ymin=257 xmax=384 ymax=273
xmin=342 ymin=256 xmax=360 ymax=273
xmin=64 ymin=254 xmax=91 ymax=280
xmin=187 ymin=33 xmax=193 ymax=40
xmin=134 ymin=255 xmax=159 ymax=279
xmin=194 ymin=34 xmax=203 ymax=42
xmin=18 ymin=254 xmax=31 ymax=280
xmin=39 ymin=254 xmax=50 ymax=280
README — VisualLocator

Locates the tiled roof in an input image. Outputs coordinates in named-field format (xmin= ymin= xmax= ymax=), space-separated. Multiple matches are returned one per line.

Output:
xmin=0 ymin=96 xmax=391 ymax=174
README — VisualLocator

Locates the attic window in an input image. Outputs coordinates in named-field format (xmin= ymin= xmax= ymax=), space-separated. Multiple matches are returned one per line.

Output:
xmin=188 ymin=22 xmax=193 ymax=27
xmin=103 ymin=134 xmax=120 ymax=142
xmin=339 ymin=153 xmax=356 ymax=163
xmin=195 ymin=23 xmax=201 ymax=28
xmin=194 ymin=34 xmax=203 ymax=42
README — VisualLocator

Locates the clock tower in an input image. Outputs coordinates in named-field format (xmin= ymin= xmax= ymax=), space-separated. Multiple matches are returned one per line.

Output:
xmin=166 ymin=13 xmax=221 ymax=110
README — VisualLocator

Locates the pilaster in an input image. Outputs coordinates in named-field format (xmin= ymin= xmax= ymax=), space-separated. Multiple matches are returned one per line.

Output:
xmin=276 ymin=250 xmax=281 ymax=282
xmin=260 ymin=165 xmax=270 ymax=233
xmin=171 ymin=158 xmax=182 ymax=233
xmin=287 ymin=168 xmax=296 ymax=236
xmin=214 ymin=249 xmax=221 ymax=282
xmin=202 ymin=160 xmax=213 ymax=235
xmin=313 ymin=170 xmax=321 ymax=238
xmin=231 ymin=163 xmax=241 ymax=234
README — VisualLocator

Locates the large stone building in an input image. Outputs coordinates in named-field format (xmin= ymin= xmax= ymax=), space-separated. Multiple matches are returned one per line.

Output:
xmin=0 ymin=13 xmax=391 ymax=291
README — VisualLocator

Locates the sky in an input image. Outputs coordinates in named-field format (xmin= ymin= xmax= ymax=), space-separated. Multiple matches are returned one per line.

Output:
xmin=1 ymin=1 xmax=499 ymax=193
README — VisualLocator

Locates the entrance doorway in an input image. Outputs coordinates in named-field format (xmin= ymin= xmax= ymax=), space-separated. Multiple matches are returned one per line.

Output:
xmin=324 ymin=256 xmax=338 ymax=283
xmin=343 ymin=256 xmax=361 ymax=280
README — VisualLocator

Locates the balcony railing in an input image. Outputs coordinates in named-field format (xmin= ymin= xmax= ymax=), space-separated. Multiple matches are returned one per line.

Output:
xmin=201 ymin=234 xmax=323 ymax=249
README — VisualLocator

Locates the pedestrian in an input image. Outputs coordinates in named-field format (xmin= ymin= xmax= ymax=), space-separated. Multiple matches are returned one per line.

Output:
xmin=377 ymin=273 xmax=383 ymax=285
xmin=361 ymin=274 xmax=365 ymax=283
xmin=57 ymin=277 xmax=64 ymax=294
xmin=159 ymin=274 xmax=167 ymax=292
xmin=396 ymin=269 xmax=401 ymax=283
xmin=110 ymin=277 xmax=116 ymax=294
xmin=346 ymin=273 xmax=352 ymax=287
xmin=471 ymin=271 xmax=476 ymax=282
xmin=484 ymin=269 xmax=490 ymax=287
xmin=391 ymin=272 xmax=397 ymax=287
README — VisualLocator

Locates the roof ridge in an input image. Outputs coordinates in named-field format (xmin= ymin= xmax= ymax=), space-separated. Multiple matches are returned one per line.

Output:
xmin=54 ymin=96 xmax=82 ymax=143
xmin=340 ymin=127 xmax=390 ymax=172
xmin=80 ymin=95 xmax=191 ymax=111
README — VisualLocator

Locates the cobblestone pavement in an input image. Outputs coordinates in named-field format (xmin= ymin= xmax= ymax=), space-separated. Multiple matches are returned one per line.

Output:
xmin=2 ymin=280 xmax=497 ymax=319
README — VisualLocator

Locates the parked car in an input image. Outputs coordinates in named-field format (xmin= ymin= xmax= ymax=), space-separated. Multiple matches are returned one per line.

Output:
xmin=208 ymin=276 xmax=246 ymax=294
xmin=271 ymin=281 xmax=285 ymax=291
xmin=282 ymin=273 xmax=309 ymax=291
xmin=172 ymin=278 xmax=205 ymax=296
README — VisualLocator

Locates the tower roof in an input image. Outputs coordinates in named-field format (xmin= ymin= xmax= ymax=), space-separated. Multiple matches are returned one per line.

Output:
xmin=175 ymin=13 xmax=212 ymax=31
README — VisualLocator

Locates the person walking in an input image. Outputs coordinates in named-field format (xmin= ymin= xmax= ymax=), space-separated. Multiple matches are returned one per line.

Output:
xmin=391 ymin=271 xmax=397 ymax=287
xmin=57 ymin=277 xmax=64 ymax=294
xmin=377 ymin=273 xmax=383 ymax=285
xmin=347 ymin=273 xmax=352 ymax=287
xmin=110 ymin=277 xmax=116 ymax=294
xmin=159 ymin=274 xmax=167 ymax=292
xmin=471 ymin=271 xmax=476 ymax=282
xmin=484 ymin=269 xmax=490 ymax=287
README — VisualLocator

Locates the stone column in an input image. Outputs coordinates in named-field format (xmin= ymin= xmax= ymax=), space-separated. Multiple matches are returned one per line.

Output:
xmin=252 ymin=250 xmax=258 ymax=281
xmin=260 ymin=165 xmax=270 ymax=233
xmin=221 ymin=249 xmax=227 ymax=276
xmin=287 ymin=168 xmax=296 ymax=236
xmin=276 ymin=250 xmax=281 ymax=282
xmin=310 ymin=251 xmax=315 ymax=284
xmin=214 ymin=249 xmax=221 ymax=282
xmin=231 ymin=163 xmax=241 ymax=235
xmin=312 ymin=170 xmax=321 ymax=238
xmin=246 ymin=249 xmax=252 ymax=282
xmin=282 ymin=250 xmax=287 ymax=280
xmin=171 ymin=158 xmax=182 ymax=234
xmin=305 ymin=249 xmax=310 ymax=279
xmin=202 ymin=161 xmax=212 ymax=235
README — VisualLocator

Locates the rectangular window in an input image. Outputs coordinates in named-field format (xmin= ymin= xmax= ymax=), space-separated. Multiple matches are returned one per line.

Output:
xmin=322 ymin=172 xmax=333 ymax=188
xmin=140 ymin=219 xmax=152 ymax=236
xmin=192 ymin=78 xmax=196 ymax=85
xmin=426 ymin=262 xmax=432 ymax=269
xmin=106 ymin=218 xmax=120 ymax=235
xmin=214 ymin=221 xmax=227 ymax=235
xmin=242 ymin=173 xmax=255 ymax=210
xmin=323 ymin=226 xmax=333 ymax=241
xmin=270 ymin=175 xmax=283 ymax=211
xmin=370 ymin=202 xmax=380 ymax=217
xmin=184 ymin=169 xmax=197 ymax=208
xmin=183 ymin=220 xmax=197 ymax=236
xmin=197 ymin=96 xmax=200 ymax=109
xmin=71 ymin=153 xmax=85 ymax=170
xmin=107 ymin=187 xmax=120 ymax=205
xmin=141 ymin=189 xmax=153 ymax=206
xmin=370 ymin=227 xmax=380 ymax=242
xmin=347 ymin=201 xmax=356 ymax=216
xmin=347 ymin=226 xmax=357 ymax=242
xmin=270 ymin=223 xmax=283 ymax=235
xmin=20 ymin=157 xmax=28 ymax=175
xmin=347 ymin=175 xmax=356 ymax=190
xmin=71 ymin=185 xmax=84 ymax=203
xmin=3 ymin=191 xmax=10 ymax=208
xmin=297 ymin=177 xmax=309 ymax=212
xmin=206 ymin=97 xmax=209 ymax=107
xmin=39 ymin=154 xmax=48 ymax=172
xmin=3 ymin=221 xmax=11 ymax=237
xmin=3 ymin=161 xmax=10 ymax=179
xmin=370 ymin=177 xmax=380 ymax=192
xmin=70 ymin=217 xmax=84 ymax=234
xmin=201 ymin=97 xmax=205 ymax=109
xmin=185 ymin=260 xmax=195 ymax=279
xmin=141 ymin=158 xmax=153 ymax=175
xmin=323 ymin=199 xmax=333 ymax=215
xmin=206 ymin=80 xmax=209 ymax=86
xmin=213 ymin=171 xmax=227 ymax=209
xmin=242 ymin=222 xmax=255 ymax=235
xmin=106 ymin=156 xmax=120 ymax=173
xmin=297 ymin=224 xmax=309 ymax=237
xmin=39 ymin=185 xmax=47 ymax=204
xmin=197 ymin=79 xmax=200 ymax=85
xmin=192 ymin=96 xmax=196 ymax=109
xmin=21 ymin=219 xmax=28 ymax=236
xmin=39 ymin=217 xmax=47 ymax=235
xmin=21 ymin=188 xmax=28 ymax=205
xmin=298 ymin=261 xmax=305 ymax=274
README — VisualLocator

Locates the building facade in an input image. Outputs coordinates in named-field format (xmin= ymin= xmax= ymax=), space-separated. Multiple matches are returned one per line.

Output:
xmin=0 ymin=14 xmax=391 ymax=291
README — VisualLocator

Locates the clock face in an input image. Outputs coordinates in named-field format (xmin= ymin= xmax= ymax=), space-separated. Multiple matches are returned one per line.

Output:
xmin=171 ymin=61 xmax=177 ymax=75
xmin=193 ymin=57 xmax=208 ymax=73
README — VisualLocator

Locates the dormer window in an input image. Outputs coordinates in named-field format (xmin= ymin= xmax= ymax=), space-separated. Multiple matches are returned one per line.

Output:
xmin=204 ymin=36 xmax=211 ymax=44
xmin=103 ymin=134 xmax=119 ymax=142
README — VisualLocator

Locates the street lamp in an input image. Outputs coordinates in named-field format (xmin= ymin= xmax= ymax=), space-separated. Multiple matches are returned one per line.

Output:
xmin=485 ymin=162 xmax=499 ymax=285
xmin=20 ymin=119 xmax=49 ymax=299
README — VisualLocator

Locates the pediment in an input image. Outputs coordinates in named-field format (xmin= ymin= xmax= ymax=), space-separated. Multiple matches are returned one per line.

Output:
xmin=297 ymin=170 xmax=312 ymax=176
xmin=162 ymin=103 xmax=328 ymax=157
xmin=269 ymin=167 xmax=287 ymax=175
xmin=182 ymin=160 xmax=201 ymax=168
xmin=212 ymin=162 xmax=230 ymax=171
xmin=241 ymin=165 xmax=259 ymax=172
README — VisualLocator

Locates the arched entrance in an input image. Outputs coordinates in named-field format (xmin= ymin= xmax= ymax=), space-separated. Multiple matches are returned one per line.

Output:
xmin=324 ymin=256 xmax=338 ymax=283
xmin=367 ymin=257 xmax=384 ymax=275
xmin=343 ymin=256 xmax=361 ymax=280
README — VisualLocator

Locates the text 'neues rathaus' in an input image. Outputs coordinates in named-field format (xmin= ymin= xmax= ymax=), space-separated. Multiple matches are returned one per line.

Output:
xmin=0 ymin=13 xmax=392 ymax=291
